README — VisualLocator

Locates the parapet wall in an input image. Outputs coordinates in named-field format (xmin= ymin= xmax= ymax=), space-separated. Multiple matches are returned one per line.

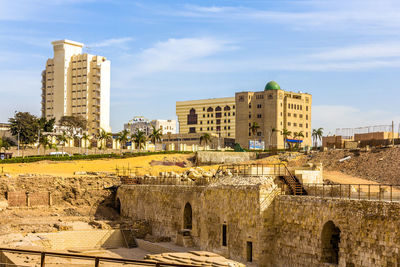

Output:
xmin=118 ymin=184 xmax=400 ymax=267
xmin=195 ymin=151 xmax=257 ymax=164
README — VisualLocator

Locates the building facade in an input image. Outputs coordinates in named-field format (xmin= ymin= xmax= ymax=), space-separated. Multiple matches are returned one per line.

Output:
xmin=235 ymin=81 xmax=312 ymax=149
xmin=41 ymin=40 xmax=111 ymax=135
xmin=124 ymin=116 xmax=151 ymax=135
xmin=176 ymin=97 xmax=236 ymax=138
xmin=124 ymin=117 xmax=176 ymax=135
xmin=151 ymin=119 xmax=176 ymax=135
xmin=160 ymin=133 xmax=235 ymax=151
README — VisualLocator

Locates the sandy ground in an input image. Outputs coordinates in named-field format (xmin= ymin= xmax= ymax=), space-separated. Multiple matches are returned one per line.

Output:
xmin=0 ymin=153 xmax=217 ymax=177
xmin=324 ymin=171 xmax=381 ymax=185
xmin=324 ymin=171 xmax=400 ymax=193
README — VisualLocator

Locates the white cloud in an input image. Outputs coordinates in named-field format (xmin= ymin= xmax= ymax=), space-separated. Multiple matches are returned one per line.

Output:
xmin=88 ymin=37 xmax=134 ymax=48
xmin=310 ymin=43 xmax=400 ymax=60
xmin=133 ymin=37 xmax=236 ymax=74
xmin=177 ymin=1 xmax=400 ymax=33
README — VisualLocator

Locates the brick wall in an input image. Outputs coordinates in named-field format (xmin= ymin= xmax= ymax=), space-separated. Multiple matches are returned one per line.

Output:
xmin=7 ymin=191 xmax=51 ymax=207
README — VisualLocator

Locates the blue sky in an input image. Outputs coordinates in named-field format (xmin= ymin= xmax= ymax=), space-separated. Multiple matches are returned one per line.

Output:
xmin=1 ymin=0 xmax=400 ymax=134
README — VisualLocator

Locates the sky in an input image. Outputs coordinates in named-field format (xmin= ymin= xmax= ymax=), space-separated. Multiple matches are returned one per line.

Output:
xmin=1 ymin=0 xmax=400 ymax=134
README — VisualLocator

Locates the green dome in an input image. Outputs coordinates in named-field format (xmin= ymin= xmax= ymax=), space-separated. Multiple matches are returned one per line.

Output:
xmin=264 ymin=81 xmax=281 ymax=91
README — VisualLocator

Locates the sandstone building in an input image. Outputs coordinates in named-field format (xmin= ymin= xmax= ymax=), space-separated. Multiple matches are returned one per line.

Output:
xmin=41 ymin=40 xmax=111 ymax=134
xmin=235 ymin=81 xmax=312 ymax=149
xmin=176 ymin=97 xmax=236 ymax=138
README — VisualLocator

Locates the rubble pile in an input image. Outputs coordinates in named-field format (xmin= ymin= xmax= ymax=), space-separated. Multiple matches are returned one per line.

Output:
xmin=296 ymin=148 xmax=400 ymax=184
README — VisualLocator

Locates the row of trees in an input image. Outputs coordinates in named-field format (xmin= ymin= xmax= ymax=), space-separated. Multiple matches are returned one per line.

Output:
xmin=249 ymin=122 xmax=323 ymax=149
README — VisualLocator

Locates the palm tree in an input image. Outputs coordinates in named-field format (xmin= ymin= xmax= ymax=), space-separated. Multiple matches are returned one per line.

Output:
xmin=249 ymin=122 xmax=260 ymax=149
xmin=149 ymin=126 xmax=162 ymax=151
xmin=98 ymin=128 xmax=112 ymax=150
xmin=281 ymin=128 xmax=292 ymax=150
xmin=132 ymin=130 xmax=147 ymax=151
xmin=117 ymin=129 xmax=130 ymax=153
xmin=38 ymin=135 xmax=53 ymax=155
xmin=81 ymin=132 xmax=90 ymax=155
xmin=199 ymin=133 xmax=211 ymax=149
xmin=56 ymin=131 xmax=68 ymax=155
xmin=293 ymin=131 xmax=304 ymax=149
xmin=312 ymin=128 xmax=324 ymax=149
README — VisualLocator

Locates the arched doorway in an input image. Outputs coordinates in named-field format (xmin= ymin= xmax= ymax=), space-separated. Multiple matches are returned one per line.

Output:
xmin=321 ymin=221 xmax=341 ymax=264
xmin=183 ymin=203 xmax=192 ymax=229
xmin=115 ymin=198 xmax=121 ymax=214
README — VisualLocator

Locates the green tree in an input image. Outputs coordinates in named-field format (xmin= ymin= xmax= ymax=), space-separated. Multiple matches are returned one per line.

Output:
xmin=312 ymin=128 xmax=324 ymax=149
xmin=249 ymin=122 xmax=260 ymax=136
xmin=38 ymin=117 xmax=56 ymax=133
xmin=0 ymin=137 xmax=11 ymax=152
xmin=132 ymin=130 xmax=147 ymax=151
xmin=149 ymin=126 xmax=162 ymax=150
xmin=97 ymin=128 xmax=112 ymax=150
xmin=56 ymin=131 xmax=68 ymax=155
xmin=9 ymin=112 xmax=39 ymax=157
xmin=38 ymin=135 xmax=54 ymax=155
xmin=293 ymin=131 xmax=304 ymax=149
xmin=199 ymin=133 xmax=211 ymax=148
xmin=249 ymin=122 xmax=260 ymax=149
xmin=59 ymin=115 xmax=87 ymax=137
xmin=81 ymin=132 xmax=90 ymax=155
xmin=117 ymin=129 xmax=130 ymax=153
xmin=281 ymin=128 xmax=292 ymax=150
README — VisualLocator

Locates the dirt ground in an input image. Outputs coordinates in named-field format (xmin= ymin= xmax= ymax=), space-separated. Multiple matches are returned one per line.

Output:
xmin=0 ymin=153 xmax=216 ymax=177
xmin=295 ymin=147 xmax=400 ymax=184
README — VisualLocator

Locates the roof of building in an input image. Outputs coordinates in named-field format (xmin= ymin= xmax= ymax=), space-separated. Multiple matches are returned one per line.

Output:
xmin=264 ymin=81 xmax=281 ymax=91
xmin=51 ymin=39 xmax=84 ymax=48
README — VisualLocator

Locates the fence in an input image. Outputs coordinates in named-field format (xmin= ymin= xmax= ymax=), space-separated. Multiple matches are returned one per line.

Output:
xmin=0 ymin=247 xmax=200 ymax=267
xmin=335 ymin=124 xmax=400 ymax=137
xmin=120 ymin=176 xmax=210 ymax=186
xmin=282 ymin=183 xmax=400 ymax=202
xmin=215 ymin=163 xmax=292 ymax=177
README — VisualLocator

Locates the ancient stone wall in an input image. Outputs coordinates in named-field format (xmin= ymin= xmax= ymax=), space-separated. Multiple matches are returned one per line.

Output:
xmin=118 ymin=184 xmax=400 ymax=267
xmin=117 ymin=184 xmax=273 ymax=264
xmin=268 ymin=196 xmax=400 ymax=267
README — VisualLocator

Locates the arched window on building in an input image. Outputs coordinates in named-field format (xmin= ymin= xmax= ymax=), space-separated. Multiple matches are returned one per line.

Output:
xmin=224 ymin=105 xmax=231 ymax=111
xmin=321 ymin=221 xmax=341 ymax=265
xmin=187 ymin=108 xmax=198 ymax=125
xmin=207 ymin=107 xmax=213 ymax=112
xmin=215 ymin=106 xmax=222 ymax=111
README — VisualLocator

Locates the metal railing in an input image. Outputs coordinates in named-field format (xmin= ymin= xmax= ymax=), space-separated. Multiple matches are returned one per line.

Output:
xmin=215 ymin=163 xmax=293 ymax=177
xmin=282 ymin=183 xmax=400 ymax=202
xmin=0 ymin=247 xmax=201 ymax=267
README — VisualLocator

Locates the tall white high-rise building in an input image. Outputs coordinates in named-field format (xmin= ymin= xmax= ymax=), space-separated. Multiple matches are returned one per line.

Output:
xmin=41 ymin=40 xmax=111 ymax=134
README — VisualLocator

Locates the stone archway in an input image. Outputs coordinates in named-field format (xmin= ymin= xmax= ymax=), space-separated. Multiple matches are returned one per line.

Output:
xmin=321 ymin=220 xmax=341 ymax=264
xmin=183 ymin=202 xmax=192 ymax=230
